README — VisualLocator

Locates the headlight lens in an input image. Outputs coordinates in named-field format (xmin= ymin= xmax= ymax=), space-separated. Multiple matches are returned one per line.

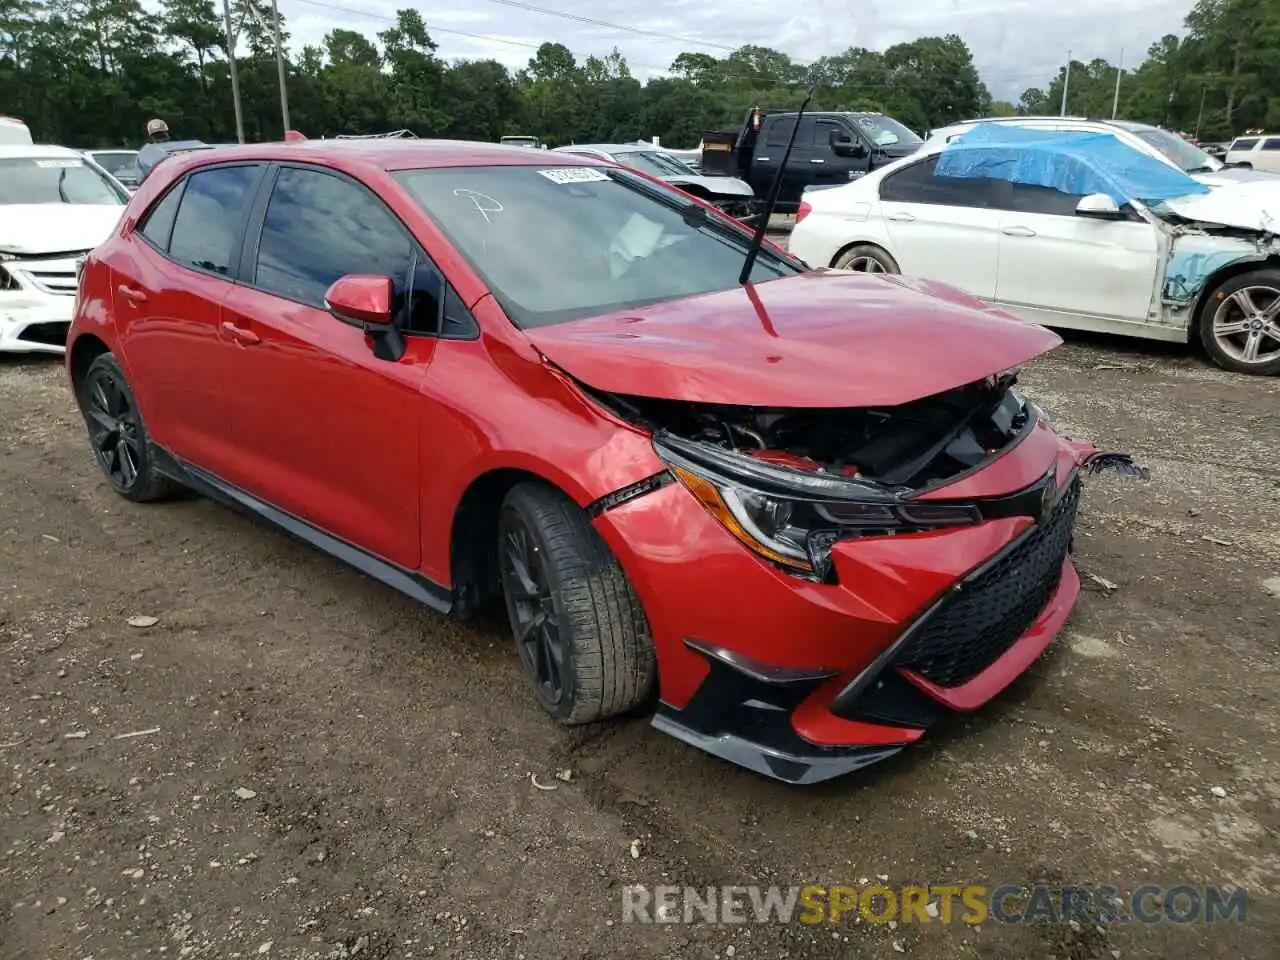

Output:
xmin=669 ymin=462 xmax=981 ymax=579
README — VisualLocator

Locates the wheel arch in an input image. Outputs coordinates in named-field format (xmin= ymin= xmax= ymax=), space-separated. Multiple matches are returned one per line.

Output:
xmin=67 ymin=332 xmax=112 ymax=393
xmin=829 ymin=239 xmax=901 ymax=271
xmin=1188 ymin=253 xmax=1280 ymax=328
xmin=448 ymin=465 xmax=588 ymax=619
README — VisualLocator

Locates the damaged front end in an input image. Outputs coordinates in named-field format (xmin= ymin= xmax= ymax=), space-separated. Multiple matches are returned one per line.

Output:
xmin=587 ymin=372 xmax=1148 ymax=584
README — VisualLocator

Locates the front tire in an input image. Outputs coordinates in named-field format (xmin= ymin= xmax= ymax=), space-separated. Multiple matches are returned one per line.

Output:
xmin=77 ymin=353 xmax=179 ymax=502
xmin=497 ymin=481 xmax=655 ymax=725
xmin=832 ymin=243 xmax=900 ymax=274
xmin=1198 ymin=269 xmax=1280 ymax=375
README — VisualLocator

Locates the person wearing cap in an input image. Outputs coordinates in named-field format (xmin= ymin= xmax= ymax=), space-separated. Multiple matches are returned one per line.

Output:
xmin=145 ymin=118 xmax=170 ymax=144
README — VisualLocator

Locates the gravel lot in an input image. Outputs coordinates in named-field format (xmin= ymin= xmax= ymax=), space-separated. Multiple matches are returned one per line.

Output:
xmin=2 ymin=330 xmax=1277 ymax=960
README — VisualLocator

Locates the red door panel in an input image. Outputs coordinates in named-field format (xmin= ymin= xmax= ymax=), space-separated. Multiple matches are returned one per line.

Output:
xmin=216 ymin=285 xmax=433 ymax=570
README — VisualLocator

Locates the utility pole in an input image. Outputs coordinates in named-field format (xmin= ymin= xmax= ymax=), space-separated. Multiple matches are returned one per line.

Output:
xmin=1111 ymin=48 xmax=1124 ymax=120
xmin=268 ymin=0 xmax=290 ymax=133
xmin=222 ymin=0 xmax=245 ymax=143
xmin=1195 ymin=85 xmax=1207 ymax=139
xmin=1060 ymin=51 xmax=1071 ymax=116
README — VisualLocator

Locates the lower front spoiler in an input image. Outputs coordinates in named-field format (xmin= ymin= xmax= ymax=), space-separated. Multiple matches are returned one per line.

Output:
xmin=653 ymin=704 xmax=902 ymax=786
xmin=649 ymin=644 xmax=907 ymax=786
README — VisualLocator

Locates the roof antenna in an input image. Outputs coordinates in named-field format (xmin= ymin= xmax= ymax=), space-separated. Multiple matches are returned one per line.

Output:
xmin=738 ymin=79 xmax=819 ymax=286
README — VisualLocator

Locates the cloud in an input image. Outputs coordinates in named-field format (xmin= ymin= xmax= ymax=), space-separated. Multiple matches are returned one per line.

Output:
xmin=277 ymin=0 xmax=1193 ymax=99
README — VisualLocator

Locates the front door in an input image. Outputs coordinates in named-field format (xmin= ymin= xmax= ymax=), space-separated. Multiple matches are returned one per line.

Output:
xmin=992 ymin=183 xmax=1161 ymax=324
xmin=215 ymin=163 xmax=441 ymax=570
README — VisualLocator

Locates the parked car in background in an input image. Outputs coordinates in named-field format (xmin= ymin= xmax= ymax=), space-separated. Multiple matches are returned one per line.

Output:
xmin=0 ymin=116 xmax=34 ymax=145
xmin=791 ymin=122 xmax=1280 ymax=375
xmin=0 ymin=143 xmax=128 ymax=353
xmin=700 ymin=108 xmax=922 ymax=211
xmin=552 ymin=142 xmax=756 ymax=221
xmin=1224 ymin=133 xmax=1280 ymax=172
xmin=65 ymin=137 xmax=1140 ymax=784
xmin=926 ymin=116 xmax=1276 ymax=185
xmin=500 ymin=135 xmax=545 ymax=149
xmin=84 ymin=148 xmax=140 ymax=190
xmin=658 ymin=143 xmax=702 ymax=172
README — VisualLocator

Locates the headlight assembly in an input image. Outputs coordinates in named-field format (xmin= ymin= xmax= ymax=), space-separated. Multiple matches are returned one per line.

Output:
xmin=661 ymin=445 xmax=981 ymax=581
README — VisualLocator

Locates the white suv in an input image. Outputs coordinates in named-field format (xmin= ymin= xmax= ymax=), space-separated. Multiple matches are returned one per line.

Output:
xmin=1224 ymin=134 xmax=1280 ymax=173
xmin=0 ymin=144 xmax=128 ymax=354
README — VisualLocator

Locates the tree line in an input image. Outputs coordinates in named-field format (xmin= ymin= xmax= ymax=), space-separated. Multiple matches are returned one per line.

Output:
xmin=0 ymin=0 xmax=1271 ymax=151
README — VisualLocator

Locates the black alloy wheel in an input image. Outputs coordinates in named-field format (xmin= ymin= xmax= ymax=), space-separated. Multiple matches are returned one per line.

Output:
xmin=77 ymin=353 xmax=178 ymax=502
xmin=499 ymin=506 xmax=571 ymax=712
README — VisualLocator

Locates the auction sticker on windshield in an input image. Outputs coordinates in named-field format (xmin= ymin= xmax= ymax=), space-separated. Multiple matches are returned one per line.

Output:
xmin=538 ymin=167 xmax=610 ymax=184
xmin=35 ymin=159 xmax=83 ymax=168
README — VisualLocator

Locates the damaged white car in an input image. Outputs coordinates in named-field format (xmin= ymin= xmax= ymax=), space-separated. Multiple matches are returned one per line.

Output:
xmin=790 ymin=122 xmax=1280 ymax=375
xmin=1 ymin=144 xmax=128 ymax=354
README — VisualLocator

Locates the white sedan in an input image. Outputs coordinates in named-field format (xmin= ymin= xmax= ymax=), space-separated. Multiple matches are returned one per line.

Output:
xmin=789 ymin=130 xmax=1280 ymax=375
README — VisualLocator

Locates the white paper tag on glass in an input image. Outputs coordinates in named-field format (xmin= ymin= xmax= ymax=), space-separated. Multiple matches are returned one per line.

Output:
xmin=538 ymin=167 xmax=610 ymax=184
xmin=35 ymin=159 xmax=83 ymax=168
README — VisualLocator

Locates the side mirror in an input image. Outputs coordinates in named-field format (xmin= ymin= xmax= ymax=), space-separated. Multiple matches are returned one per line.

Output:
xmin=1075 ymin=193 xmax=1124 ymax=219
xmin=829 ymin=130 xmax=866 ymax=158
xmin=324 ymin=274 xmax=394 ymax=328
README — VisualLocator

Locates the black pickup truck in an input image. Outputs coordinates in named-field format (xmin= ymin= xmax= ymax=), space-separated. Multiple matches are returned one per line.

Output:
xmin=700 ymin=108 xmax=923 ymax=210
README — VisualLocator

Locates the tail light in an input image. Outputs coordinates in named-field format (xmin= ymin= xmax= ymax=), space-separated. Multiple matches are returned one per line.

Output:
xmin=795 ymin=201 xmax=812 ymax=224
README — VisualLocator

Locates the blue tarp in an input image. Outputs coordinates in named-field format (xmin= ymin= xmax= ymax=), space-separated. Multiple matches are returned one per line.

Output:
xmin=934 ymin=122 xmax=1211 ymax=205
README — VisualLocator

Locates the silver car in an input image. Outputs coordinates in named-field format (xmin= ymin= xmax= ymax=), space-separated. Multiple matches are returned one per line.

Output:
xmin=552 ymin=143 xmax=757 ymax=221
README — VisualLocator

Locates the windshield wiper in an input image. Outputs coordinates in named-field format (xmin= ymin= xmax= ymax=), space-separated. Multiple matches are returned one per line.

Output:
xmin=738 ymin=82 xmax=818 ymax=285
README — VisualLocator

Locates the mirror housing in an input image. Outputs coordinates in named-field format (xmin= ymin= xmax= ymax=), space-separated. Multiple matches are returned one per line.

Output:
xmin=1075 ymin=193 xmax=1124 ymax=219
xmin=324 ymin=274 xmax=394 ymax=328
xmin=829 ymin=130 xmax=867 ymax=159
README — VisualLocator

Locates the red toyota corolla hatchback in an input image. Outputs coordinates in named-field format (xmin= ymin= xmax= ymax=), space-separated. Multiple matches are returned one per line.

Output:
xmin=66 ymin=139 xmax=1142 ymax=784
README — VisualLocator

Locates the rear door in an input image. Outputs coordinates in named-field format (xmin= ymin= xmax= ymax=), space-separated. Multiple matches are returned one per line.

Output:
xmin=751 ymin=116 xmax=793 ymax=197
xmin=875 ymin=154 xmax=1004 ymax=298
xmin=216 ymin=162 xmax=450 ymax=569
xmin=110 ymin=162 xmax=266 ymax=470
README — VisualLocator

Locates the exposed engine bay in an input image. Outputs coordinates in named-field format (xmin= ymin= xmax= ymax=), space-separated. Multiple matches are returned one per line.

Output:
xmin=590 ymin=373 xmax=1032 ymax=490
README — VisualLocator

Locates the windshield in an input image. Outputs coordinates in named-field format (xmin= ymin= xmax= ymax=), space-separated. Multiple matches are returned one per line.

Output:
xmin=852 ymin=114 xmax=922 ymax=148
xmin=91 ymin=152 xmax=137 ymax=176
xmin=612 ymin=149 xmax=697 ymax=177
xmin=1127 ymin=125 xmax=1221 ymax=173
xmin=0 ymin=156 xmax=127 ymax=205
xmin=395 ymin=165 xmax=799 ymax=328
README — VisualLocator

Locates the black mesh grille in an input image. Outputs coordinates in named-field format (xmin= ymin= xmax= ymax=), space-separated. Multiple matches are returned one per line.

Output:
xmin=892 ymin=475 xmax=1080 ymax=687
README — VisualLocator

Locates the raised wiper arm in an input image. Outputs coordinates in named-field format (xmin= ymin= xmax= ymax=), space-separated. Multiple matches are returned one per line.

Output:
xmin=738 ymin=83 xmax=818 ymax=286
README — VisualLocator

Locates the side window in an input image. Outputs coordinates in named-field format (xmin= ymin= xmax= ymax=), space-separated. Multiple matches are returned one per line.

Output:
xmin=253 ymin=166 xmax=413 ymax=310
xmin=879 ymin=156 xmax=993 ymax=208
xmin=137 ymin=181 xmax=185 ymax=253
xmin=442 ymin=285 xmax=478 ymax=338
xmin=404 ymin=251 xmax=443 ymax=334
xmin=791 ymin=117 xmax=818 ymax=155
xmin=764 ymin=119 xmax=795 ymax=147
xmin=1231 ymin=138 xmax=1259 ymax=151
xmin=1263 ymin=138 xmax=1280 ymax=151
xmin=167 ymin=165 xmax=261 ymax=276
xmin=1005 ymin=182 xmax=1085 ymax=216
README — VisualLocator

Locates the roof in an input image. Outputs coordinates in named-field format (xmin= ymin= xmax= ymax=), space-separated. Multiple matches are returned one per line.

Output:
xmin=152 ymin=138 xmax=611 ymax=176
xmin=936 ymin=122 xmax=1209 ymax=204
xmin=0 ymin=143 xmax=87 ymax=158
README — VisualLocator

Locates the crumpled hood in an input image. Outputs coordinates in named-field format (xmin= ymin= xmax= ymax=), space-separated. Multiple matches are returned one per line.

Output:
xmin=665 ymin=173 xmax=754 ymax=198
xmin=526 ymin=271 xmax=1062 ymax=408
xmin=1160 ymin=180 xmax=1280 ymax=232
xmin=0 ymin=204 xmax=124 ymax=256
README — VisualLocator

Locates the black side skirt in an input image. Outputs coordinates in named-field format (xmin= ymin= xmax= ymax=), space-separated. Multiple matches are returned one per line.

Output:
xmin=149 ymin=444 xmax=454 ymax=615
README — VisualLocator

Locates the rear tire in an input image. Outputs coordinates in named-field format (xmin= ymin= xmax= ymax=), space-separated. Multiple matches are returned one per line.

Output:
xmin=832 ymin=243 xmax=900 ymax=274
xmin=497 ymin=481 xmax=656 ymax=724
xmin=76 ymin=353 xmax=180 ymax=502
xmin=1197 ymin=268 xmax=1280 ymax=376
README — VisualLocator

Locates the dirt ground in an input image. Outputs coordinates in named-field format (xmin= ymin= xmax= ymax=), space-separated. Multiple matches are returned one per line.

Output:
xmin=1 ymin=329 xmax=1277 ymax=960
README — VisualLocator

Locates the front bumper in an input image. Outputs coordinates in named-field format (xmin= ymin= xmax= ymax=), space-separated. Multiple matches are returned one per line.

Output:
xmin=1 ymin=254 xmax=81 ymax=355
xmin=591 ymin=432 xmax=1089 ymax=784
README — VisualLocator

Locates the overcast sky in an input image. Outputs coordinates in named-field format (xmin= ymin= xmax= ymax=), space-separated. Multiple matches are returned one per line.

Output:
xmin=274 ymin=0 xmax=1193 ymax=101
